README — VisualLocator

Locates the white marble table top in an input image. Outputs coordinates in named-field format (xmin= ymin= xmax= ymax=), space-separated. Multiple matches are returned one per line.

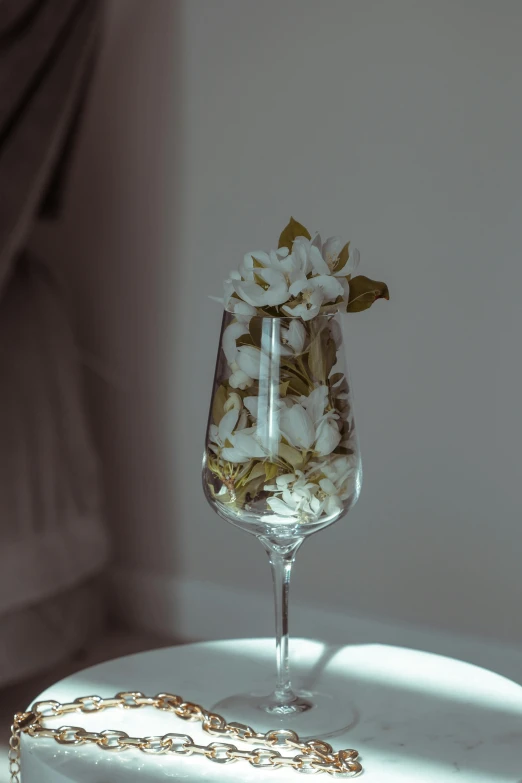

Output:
xmin=21 ymin=638 xmax=522 ymax=782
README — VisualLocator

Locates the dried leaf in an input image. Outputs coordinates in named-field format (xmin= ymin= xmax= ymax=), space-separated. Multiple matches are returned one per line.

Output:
xmin=278 ymin=217 xmax=311 ymax=252
xmin=347 ymin=275 xmax=389 ymax=313
xmin=278 ymin=443 xmax=304 ymax=469
xmin=265 ymin=462 xmax=279 ymax=480
xmin=236 ymin=334 xmax=255 ymax=348
xmin=246 ymin=461 xmax=268 ymax=483
xmin=211 ymin=385 xmax=228 ymax=425
xmin=329 ymin=372 xmax=344 ymax=386
xmin=287 ymin=373 xmax=310 ymax=397
xmin=279 ymin=379 xmax=291 ymax=397
xmin=249 ymin=318 xmax=262 ymax=347
xmin=253 ymin=271 xmax=268 ymax=289
xmin=336 ymin=446 xmax=354 ymax=456
xmin=308 ymin=325 xmax=336 ymax=383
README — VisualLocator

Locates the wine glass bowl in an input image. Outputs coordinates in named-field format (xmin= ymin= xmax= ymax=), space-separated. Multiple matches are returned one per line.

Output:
xmin=203 ymin=312 xmax=361 ymax=540
xmin=202 ymin=310 xmax=362 ymax=735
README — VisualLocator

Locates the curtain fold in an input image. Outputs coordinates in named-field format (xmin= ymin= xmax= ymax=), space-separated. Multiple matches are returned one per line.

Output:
xmin=0 ymin=0 xmax=108 ymax=684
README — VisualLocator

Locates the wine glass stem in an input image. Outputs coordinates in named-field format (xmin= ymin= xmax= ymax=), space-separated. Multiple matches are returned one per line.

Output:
xmin=264 ymin=539 xmax=303 ymax=704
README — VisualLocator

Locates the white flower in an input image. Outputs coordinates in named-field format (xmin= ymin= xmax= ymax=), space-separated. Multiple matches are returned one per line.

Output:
xmin=321 ymin=455 xmax=356 ymax=499
xmin=233 ymin=268 xmax=289 ymax=308
xmin=235 ymin=345 xmax=262 ymax=379
xmin=243 ymin=396 xmax=259 ymax=418
xmin=208 ymin=408 xmax=240 ymax=454
xmin=224 ymin=392 xmax=242 ymax=412
xmin=222 ymin=321 xmax=249 ymax=364
xmin=209 ymin=408 xmax=267 ymax=464
xmin=282 ymin=275 xmax=344 ymax=320
xmin=229 ymin=361 xmax=253 ymax=390
xmin=314 ymin=418 xmax=342 ymax=456
xmin=226 ymin=300 xmax=258 ymax=316
xmin=295 ymin=234 xmax=360 ymax=278
xmin=264 ymin=471 xmax=324 ymax=520
xmin=280 ymin=388 xmax=342 ymax=457
xmin=299 ymin=385 xmax=329 ymax=426
xmin=318 ymin=477 xmax=343 ymax=516
xmin=292 ymin=236 xmax=320 ymax=275
xmin=221 ymin=428 xmax=267 ymax=463
xmin=279 ymin=404 xmax=316 ymax=450
xmin=280 ymin=319 xmax=306 ymax=355
xmin=239 ymin=248 xmax=290 ymax=280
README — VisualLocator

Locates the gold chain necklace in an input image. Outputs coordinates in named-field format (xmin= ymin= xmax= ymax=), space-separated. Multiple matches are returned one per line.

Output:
xmin=9 ymin=691 xmax=363 ymax=779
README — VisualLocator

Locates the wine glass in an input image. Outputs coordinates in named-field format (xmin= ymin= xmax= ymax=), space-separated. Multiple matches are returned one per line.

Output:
xmin=202 ymin=310 xmax=362 ymax=737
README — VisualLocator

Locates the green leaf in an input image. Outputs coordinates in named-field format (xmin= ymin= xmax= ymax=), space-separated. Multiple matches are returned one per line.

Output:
xmin=211 ymin=385 xmax=228 ymax=425
xmin=249 ymin=318 xmax=262 ymax=347
xmin=236 ymin=333 xmax=255 ymax=348
xmin=279 ymin=380 xmax=291 ymax=397
xmin=265 ymin=462 xmax=279 ymax=480
xmin=286 ymin=373 xmax=310 ymax=397
xmin=335 ymin=445 xmax=354 ymax=456
xmin=347 ymin=275 xmax=390 ymax=313
xmin=245 ymin=461 xmax=268 ymax=483
xmin=325 ymin=333 xmax=337 ymax=378
xmin=278 ymin=217 xmax=311 ymax=252
xmin=333 ymin=242 xmax=350 ymax=274
xmin=308 ymin=333 xmax=324 ymax=382
xmin=235 ymin=475 xmax=266 ymax=506
xmin=308 ymin=324 xmax=337 ymax=383
xmin=278 ymin=443 xmax=304 ymax=469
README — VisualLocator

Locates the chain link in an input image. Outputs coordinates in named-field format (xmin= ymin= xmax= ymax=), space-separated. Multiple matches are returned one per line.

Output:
xmin=9 ymin=691 xmax=362 ymax=779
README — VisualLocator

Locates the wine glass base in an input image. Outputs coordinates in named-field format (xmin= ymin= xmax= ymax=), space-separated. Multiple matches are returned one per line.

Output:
xmin=212 ymin=690 xmax=357 ymax=741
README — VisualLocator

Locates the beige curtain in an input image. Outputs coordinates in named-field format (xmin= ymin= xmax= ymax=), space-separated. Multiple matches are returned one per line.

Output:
xmin=0 ymin=0 xmax=108 ymax=685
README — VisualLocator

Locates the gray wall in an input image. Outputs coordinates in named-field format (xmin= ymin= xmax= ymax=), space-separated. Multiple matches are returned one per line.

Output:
xmin=36 ymin=0 xmax=522 ymax=645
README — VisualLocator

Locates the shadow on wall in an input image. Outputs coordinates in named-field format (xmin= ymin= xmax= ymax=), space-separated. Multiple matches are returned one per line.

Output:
xmin=31 ymin=0 xmax=185 ymax=608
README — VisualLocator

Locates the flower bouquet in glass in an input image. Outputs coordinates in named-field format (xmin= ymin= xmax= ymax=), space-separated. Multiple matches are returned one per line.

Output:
xmin=202 ymin=217 xmax=388 ymax=735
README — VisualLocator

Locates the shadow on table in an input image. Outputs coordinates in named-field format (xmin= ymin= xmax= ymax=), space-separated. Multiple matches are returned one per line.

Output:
xmin=24 ymin=639 xmax=522 ymax=781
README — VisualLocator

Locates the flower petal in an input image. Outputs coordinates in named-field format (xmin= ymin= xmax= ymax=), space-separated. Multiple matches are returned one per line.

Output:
xmin=222 ymin=321 xmax=248 ymax=364
xmin=220 ymin=446 xmax=251 ymax=463
xmin=288 ymin=278 xmax=310 ymax=297
xmin=313 ymin=275 xmax=345 ymax=301
xmin=310 ymin=496 xmax=325 ymax=515
xmin=319 ymin=477 xmax=337 ymax=495
xmin=218 ymin=408 xmax=239 ymax=444
xmin=311 ymin=232 xmax=322 ymax=251
xmin=286 ymin=319 xmax=306 ymax=353
xmin=280 ymin=404 xmax=315 ymax=450
xmin=243 ymin=396 xmax=259 ymax=419
xmin=325 ymin=495 xmax=343 ymax=516
xmin=224 ymin=392 xmax=242 ymax=412
xmin=314 ymin=419 xmax=342 ymax=456
xmin=229 ymin=369 xmax=253 ymax=389
xmin=236 ymin=345 xmax=262 ymax=379
xmin=309 ymin=245 xmax=330 ymax=275
xmin=232 ymin=431 xmax=267 ymax=459
xmin=233 ymin=280 xmax=268 ymax=307
xmin=322 ymin=237 xmax=343 ymax=268
xmin=276 ymin=473 xmax=296 ymax=487
xmin=230 ymin=301 xmax=257 ymax=315
xmin=292 ymin=237 xmax=313 ymax=275
xmin=266 ymin=497 xmax=297 ymax=516
xmin=303 ymin=386 xmax=328 ymax=426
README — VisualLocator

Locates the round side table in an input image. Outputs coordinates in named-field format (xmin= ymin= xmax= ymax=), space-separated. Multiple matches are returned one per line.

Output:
xmin=20 ymin=638 xmax=522 ymax=782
